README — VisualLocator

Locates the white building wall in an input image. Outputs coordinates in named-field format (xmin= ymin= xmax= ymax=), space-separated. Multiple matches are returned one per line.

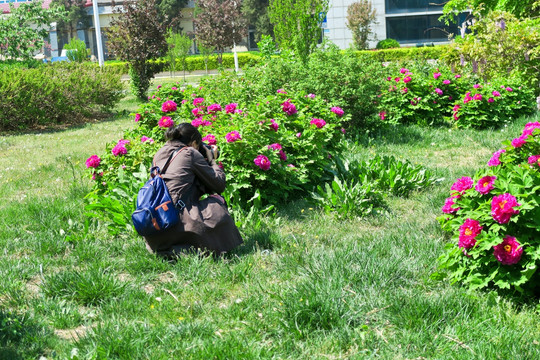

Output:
xmin=326 ymin=0 xmax=386 ymax=49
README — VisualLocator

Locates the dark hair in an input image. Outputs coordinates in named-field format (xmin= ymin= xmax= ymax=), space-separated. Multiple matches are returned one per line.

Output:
xmin=165 ymin=123 xmax=202 ymax=145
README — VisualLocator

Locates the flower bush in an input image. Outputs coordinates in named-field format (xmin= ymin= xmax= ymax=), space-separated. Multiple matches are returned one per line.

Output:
xmin=377 ymin=63 xmax=536 ymax=129
xmin=437 ymin=122 xmax=540 ymax=292
xmin=84 ymin=84 xmax=349 ymax=232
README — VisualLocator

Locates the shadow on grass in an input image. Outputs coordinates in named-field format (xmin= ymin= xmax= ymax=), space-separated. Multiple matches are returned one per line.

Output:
xmin=0 ymin=309 xmax=52 ymax=360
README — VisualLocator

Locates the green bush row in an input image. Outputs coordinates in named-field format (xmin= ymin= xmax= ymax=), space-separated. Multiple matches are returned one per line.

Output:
xmin=104 ymin=46 xmax=449 ymax=75
xmin=0 ymin=63 xmax=124 ymax=131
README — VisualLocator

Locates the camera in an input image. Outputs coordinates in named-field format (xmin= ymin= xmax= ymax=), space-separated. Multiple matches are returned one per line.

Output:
xmin=199 ymin=143 xmax=219 ymax=161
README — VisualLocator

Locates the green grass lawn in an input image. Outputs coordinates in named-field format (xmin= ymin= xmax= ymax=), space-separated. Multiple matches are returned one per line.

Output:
xmin=1 ymin=93 xmax=539 ymax=359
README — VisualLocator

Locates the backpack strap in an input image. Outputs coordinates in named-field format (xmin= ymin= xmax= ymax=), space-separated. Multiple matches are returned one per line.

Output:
xmin=152 ymin=146 xmax=187 ymax=177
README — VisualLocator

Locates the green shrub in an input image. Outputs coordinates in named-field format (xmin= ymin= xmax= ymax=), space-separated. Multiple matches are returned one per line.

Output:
xmin=200 ymin=44 xmax=387 ymax=130
xmin=0 ymin=59 xmax=42 ymax=70
xmin=0 ymin=62 xmax=123 ymax=131
xmin=437 ymin=122 xmax=540 ymax=293
xmin=63 ymin=37 xmax=89 ymax=62
xmin=85 ymin=85 xmax=349 ymax=232
xmin=452 ymin=79 xmax=536 ymax=129
xmin=376 ymin=38 xmax=400 ymax=49
xmin=358 ymin=46 xmax=448 ymax=62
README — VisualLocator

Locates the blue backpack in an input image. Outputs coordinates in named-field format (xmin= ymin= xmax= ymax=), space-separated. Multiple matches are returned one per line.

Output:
xmin=132 ymin=146 xmax=187 ymax=236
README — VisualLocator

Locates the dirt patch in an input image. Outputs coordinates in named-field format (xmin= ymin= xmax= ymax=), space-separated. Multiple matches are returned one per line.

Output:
xmin=26 ymin=275 xmax=42 ymax=296
xmin=118 ymin=273 xmax=135 ymax=282
xmin=54 ymin=324 xmax=92 ymax=341
xmin=156 ymin=271 xmax=177 ymax=283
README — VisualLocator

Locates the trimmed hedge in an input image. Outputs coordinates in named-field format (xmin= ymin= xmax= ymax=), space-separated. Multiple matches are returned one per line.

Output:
xmin=0 ymin=62 xmax=123 ymax=131
xmin=105 ymin=46 xmax=450 ymax=75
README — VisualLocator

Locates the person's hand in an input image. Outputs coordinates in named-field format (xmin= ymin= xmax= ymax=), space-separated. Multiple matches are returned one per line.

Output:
xmin=203 ymin=144 xmax=214 ymax=162
xmin=211 ymin=145 xmax=219 ymax=159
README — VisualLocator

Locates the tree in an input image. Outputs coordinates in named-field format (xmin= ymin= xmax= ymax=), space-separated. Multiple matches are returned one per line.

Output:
xmin=51 ymin=0 xmax=90 ymax=42
xmin=166 ymin=31 xmax=193 ymax=81
xmin=156 ymin=0 xmax=189 ymax=31
xmin=346 ymin=0 xmax=376 ymax=50
xmin=107 ymin=0 xmax=168 ymax=100
xmin=0 ymin=1 xmax=67 ymax=60
xmin=194 ymin=0 xmax=247 ymax=64
xmin=199 ymin=44 xmax=215 ymax=75
xmin=442 ymin=0 xmax=540 ymax=23
xmin=268 ymin=0 xmax=329 ymax=62
xmin=241 ymin=0 xmax=273 ymax=43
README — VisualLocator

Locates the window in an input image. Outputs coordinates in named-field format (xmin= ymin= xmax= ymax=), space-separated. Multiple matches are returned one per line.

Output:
xmin=385 ymin=0 xmax=443 ymax=14
xmin=386 ymin=14 xmax=465 ymax=43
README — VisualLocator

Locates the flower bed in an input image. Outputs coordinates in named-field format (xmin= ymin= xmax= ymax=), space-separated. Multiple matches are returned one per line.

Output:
xmin=84 ymin=85 xmax=348 ymax=232
xmin=377 ymin=65 xmax=536 ymax=129
xmin=437 ymin=122 xmax=540 ymax=291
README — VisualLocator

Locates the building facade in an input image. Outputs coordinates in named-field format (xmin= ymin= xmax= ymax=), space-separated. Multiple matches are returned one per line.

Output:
xmin=326 ymin=0 xmax=467 ymax=49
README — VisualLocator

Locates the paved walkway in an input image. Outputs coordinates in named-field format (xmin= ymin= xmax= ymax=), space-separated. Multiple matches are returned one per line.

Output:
xmin=121 ymin=68 xmax=240 ymax=81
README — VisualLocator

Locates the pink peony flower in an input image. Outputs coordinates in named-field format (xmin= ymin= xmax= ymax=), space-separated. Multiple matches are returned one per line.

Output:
xmin=218 ymin=161 xmax=224 ymax=170
xmin=200 ymin=120 xmax=212 ymax=127
xmin=458 ymin=219 xmax=483 ymax=249
xmin=171 ymin=87 xmax=178 ymax=90
xmin=161 ymin=100 xmax=177 ymax=112
xmin=192 ymin=107 xmax=204 ymax=117
xmin=400 ymin=68 xmax=409 ymax=74
xmin=491 ymin=193 xmax=521 ymax=224
xmin=331 ymin=106 xmax=344 ymax=117
xmin=473 ymin=84 xmax=481 ymax=89
xmin=193 ymin=97 xmax=205 ymax=106
xmin=191 ymin=118 xmax=203 ymax=127
xmin=435 ymin=88 xmax=443 ymax=96
xmin=488 ymin=149 xmax=505 ymax=166
xmin=492 ymin=90 xmax=501 ymax=97
xmin=141 ymin=136 xmax=154 ymax=144
xmin=488 ymin=97 xmax=494 ymax=103
xmin=269 ymin=119 xmax=279 ymax=132
xmin=254 ymin=155 xmax=271 ymax=170
xmin=341 ymin=128 xmax=346 ymax=134
xmin=451 ymin=176 xmax=474 ymax=193
xmin=267 ymin=143 xmax=282 ymax=151
xmin=207 ymin=103 xmax=222 ymax=113
xmin=296 ymin=132 xmax=302 ymax=138
xmin=403 ymin=76 xmax=412 ymax=83
xmin=158 ymin=116 xmax=174 ymax=128
xmin=493 ymin=235 xmax=523 ymax=265
xmin=527 ymin=155 xmax=540 ymax=167
xmin=511 ymin=135 xmax=527 ymax=148
xmin=473 ymin=93 xmax=482 ymax=101
xmin=281 ymin=100 xmax=297 ymax=115
xmin=112 ymin=143 xmax=127 ymax=156
xmin=443 ymin=79 xmax=451 ymax=85
xmin=225 ymin=103 xmax=238 ymax=114
xmin=442 ymin=196 xmax=460 ymax=214
xmin=277 ymin=89 xmax=287 ymax=94
xmin=395 ymin=77 xmax=401 ymax=82
xmin=463 ymin=96 xmax=473 ymax=103
xmin=225 ymin=131 xmax=241 ymax=143
xmin=85 ymin=155 xmax=101 ymax=169
xmin=452 ymin=104 xmax=461 ymax=112
xmin=310 ymin=118 xmax=326 ymax=128
xmin=202 ymin=134 xmax=217 ymax=145
xmin=307 ymin=93 xmax=316 ymax=98
xmin=475 ymin=176 xmax=496 ymax=194
xmin=522 ymin=122 xmax=540 ymax=136
xmin=157 ymin=85 xmax=162 ymax=89
xmin=433 ymin=72 xmax=441 ymax=79
xmin=135 ymin=113 xmax=141 ymax=122
xmin=455 ymin=74 xmax=461 ymax=78
xmin=279 ymin=150 xmax=287 ymax=161
xmin=379 ymin=111 xmax=386 ymax=120
xmin=181 ymin=99 xmax=187 ymax=104
xmin=506 ymin=87 xmax=513 ymax=92
xmin=401 ymin=88 xmax=408 ymax=94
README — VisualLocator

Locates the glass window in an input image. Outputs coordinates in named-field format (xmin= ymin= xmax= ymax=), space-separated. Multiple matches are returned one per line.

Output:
xmin=386 ymin=0 xmax=443 ymax=14
xmin=386 ymin=14 xmax=466 ymax=43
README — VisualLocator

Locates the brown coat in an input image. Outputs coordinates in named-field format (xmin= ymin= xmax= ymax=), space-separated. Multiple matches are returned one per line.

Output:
xmin=144 ymin=139 xmax=243 ymax=257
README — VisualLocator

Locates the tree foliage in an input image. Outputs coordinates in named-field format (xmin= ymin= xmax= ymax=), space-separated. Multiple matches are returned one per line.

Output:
xmin=166 ymin=31 xmax=193 ymax=80
xmin=156 ymin=0 xmax=189 ymax=31
xmin=268 ymin=0 xmax=329 ymax=62
xmin=442 ymin=0 xmax=540 ymax=23
xmin=0 ymin=1 xmax=67 ymax=60
xmin=51 ymin=0 xmax=90 ymax=39
xmin=194 ymin=0 xmax=247 ymax=64
xmin=107 ymin=0 xmax=168 ymax=100
xmin=241 ymin=0 xmax=273 ymax=43
xmin=346 ymin=0 xmax=376 ymax=50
